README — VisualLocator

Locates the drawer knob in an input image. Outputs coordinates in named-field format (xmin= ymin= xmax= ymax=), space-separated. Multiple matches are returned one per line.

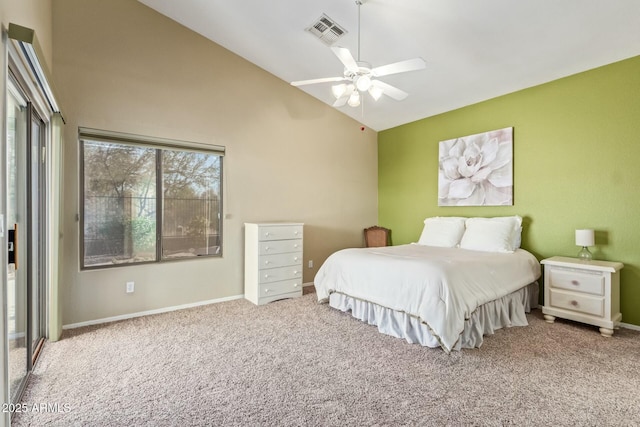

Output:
xmin=265 ymin=246 xmax=270 ymax=251
xmin=571 ymin=280 xmax=580 ymax=286
xmin=265 ymin=288 xmax=270 ymax=293
xmin=265 ymin=232 xmax=271 ymax=236
xmin=294 ymin=244 xmax=299 ymax=248
xmin=293 ymin=283 xmax=299 ymax=288
xmin=294 ymin=257 xmax=299 ymax=261
xmin=264 ymin=274 xmax=270 ymax=278
xmin=264 ymin=260 xmax=270 ymax=265
xmin=294 ymin=231 xmax=299 ymax=235
xmin=570 ymin=300 xmax=579 ymax=307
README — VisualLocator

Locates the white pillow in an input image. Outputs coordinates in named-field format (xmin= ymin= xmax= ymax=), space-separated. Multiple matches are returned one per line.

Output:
xmin=460 ymin=216 xmax=521 ymax=253
xmin=418 ymin=217 xmax=467 ymax=247
xmin=491 ymin=215 xmax=523 ymax=249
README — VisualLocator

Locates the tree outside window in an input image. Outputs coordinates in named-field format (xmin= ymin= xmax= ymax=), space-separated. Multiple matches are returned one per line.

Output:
xmin=81 ymin=137 xmax=222 ymax=269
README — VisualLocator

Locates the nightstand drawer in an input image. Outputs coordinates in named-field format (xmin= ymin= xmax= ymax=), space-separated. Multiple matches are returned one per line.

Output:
xmin=548 ymin=269 xmax=604 ymax=296
xmin=549 ymin=289 xmax=604 ymax=317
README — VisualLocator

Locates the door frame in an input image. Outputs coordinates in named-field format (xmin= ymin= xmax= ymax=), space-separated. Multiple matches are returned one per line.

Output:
xmin=2 ymin=25 xmax=64 ymax=419
xmin=5 ymin=59 xmax=50 ymax=407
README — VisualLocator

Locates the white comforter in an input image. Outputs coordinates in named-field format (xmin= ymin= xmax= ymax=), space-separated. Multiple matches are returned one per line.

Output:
xmin=314 ymin=244 xmax=541 ymax=352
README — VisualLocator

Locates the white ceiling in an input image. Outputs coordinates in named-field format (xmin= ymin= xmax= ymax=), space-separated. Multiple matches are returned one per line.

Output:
xmin=138 ymin=0 xmax=640 ymax=131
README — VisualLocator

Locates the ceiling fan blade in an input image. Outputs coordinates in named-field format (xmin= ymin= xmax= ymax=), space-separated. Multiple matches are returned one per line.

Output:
xmin=331 ymin=46 xmax=359 ymax=73
xmin=371 ymin=80 xmax=408 ymax=101
xmin=291 ymin=77 xmax=347 ymax=86
xmin=371 ymin=58 xmax=426 ymax=77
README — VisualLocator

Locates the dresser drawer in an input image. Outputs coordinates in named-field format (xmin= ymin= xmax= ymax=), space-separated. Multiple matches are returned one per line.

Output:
xmin=258 ymin=225 xmax=303 ymax=241
xmin=259 ymin=265 xmax=302 ymax=284
xmin=549 ymin=289 xmax=604 ymax=317
xmin=260 ymin=279 xmax=302 ymax=298
xmin=548 ymin=268 xmax=604 ymax=296
xmin=259 ymin=252 xmax=302 ymax=270
xmin=258 ymin=239 xmax=302 ymax=255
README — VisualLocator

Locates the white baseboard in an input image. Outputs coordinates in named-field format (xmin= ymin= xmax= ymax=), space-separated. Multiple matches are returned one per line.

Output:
xmin=303 ymin=282 xmax=314 ymax=288
xmin=63 ymin=294 xmax=244 ymax=330
xmin=620 ymin=322 xmax=640 ymax=331
xmin=61 ymin=291 xmax=640 ymax=333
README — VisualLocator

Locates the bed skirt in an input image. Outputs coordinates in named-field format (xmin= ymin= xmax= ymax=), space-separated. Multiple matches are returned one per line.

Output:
xmin=328 ymin=281 xmax=539 ymax=351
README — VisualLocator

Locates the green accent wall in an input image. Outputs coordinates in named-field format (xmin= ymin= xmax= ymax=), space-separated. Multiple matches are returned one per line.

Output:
xmin=378 ymin=55 xmax=640 ymax=326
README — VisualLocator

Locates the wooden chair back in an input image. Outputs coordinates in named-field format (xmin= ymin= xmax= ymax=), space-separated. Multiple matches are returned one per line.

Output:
xmin=364 ymin=226 xmax=390 ymax=247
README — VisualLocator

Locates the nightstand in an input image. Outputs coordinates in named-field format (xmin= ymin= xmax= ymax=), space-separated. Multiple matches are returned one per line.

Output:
xmin=541 ymin=256 xmax=623 ymax=337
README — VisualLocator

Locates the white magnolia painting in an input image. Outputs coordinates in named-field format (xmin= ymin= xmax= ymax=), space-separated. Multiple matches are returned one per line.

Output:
xmin=438 ymin=127 xmax=513 ymax=206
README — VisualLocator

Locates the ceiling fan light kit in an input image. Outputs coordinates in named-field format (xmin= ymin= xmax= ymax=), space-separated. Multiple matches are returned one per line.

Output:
xmin=355 ymin=75 xmax=372 ymax=91
xmin=348 ymin=91 xmax=361 ymax=107
xmin=368 ymin=85 xmax=383 ymax=101
xmin=331 ymin=83 xmax=350 ymax=99
xmin=291 ymin=0 xmax=426 ymax=109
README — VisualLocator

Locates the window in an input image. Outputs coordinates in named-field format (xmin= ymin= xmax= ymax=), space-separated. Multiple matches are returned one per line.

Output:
xmin=80 ymin=129 xmax=223 ymax=269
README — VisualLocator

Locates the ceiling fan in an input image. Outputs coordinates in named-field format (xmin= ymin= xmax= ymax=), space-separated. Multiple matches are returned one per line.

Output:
xmin=291 ymin=0 xmax=426 ymax=108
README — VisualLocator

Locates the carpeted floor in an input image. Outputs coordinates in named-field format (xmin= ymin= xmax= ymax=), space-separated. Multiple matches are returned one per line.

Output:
xmin=12 ymin=291 xmax=640 ymax=426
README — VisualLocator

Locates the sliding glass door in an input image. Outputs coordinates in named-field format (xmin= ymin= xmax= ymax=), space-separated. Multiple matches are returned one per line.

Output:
xmin=7 ymin=79 xmax=28 ymax=405
xmin=6 ymin=77 xmax=47 ymax=404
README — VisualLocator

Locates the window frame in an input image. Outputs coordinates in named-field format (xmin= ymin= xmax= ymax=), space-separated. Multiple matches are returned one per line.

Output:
xmin=79 ymin=128 xmax=224 ymax=270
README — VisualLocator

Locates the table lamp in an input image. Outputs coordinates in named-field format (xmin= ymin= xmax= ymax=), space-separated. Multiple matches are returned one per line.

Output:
xmin=575 ymin=229 xmax=594 ymax=261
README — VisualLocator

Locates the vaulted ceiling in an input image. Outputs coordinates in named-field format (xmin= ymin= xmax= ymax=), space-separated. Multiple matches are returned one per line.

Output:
xmin=138 ymin=0 xmax=640 ymax=131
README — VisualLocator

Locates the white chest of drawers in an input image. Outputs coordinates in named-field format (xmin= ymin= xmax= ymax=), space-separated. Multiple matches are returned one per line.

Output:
xmin=244 ymin=223 xmax=303 ymax=305
xmin=541 ymin=256 xmax=623 ymax=337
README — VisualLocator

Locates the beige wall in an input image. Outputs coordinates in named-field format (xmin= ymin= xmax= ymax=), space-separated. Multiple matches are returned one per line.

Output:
xmin=1 ymin=0 xmax=52 ymax=67
xmin=53 ymin=0 xmax=378 ymax=325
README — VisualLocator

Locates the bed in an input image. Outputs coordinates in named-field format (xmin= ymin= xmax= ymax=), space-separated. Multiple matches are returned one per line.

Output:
xmin=314 ymin=216 xmax=542 ymax=352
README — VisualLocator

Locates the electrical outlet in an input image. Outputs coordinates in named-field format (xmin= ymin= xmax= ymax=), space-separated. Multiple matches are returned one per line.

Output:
xmin=308 ymin=260 xmax=314 ymax=269
xmin=126 ymin=281 xmax=135 ymax=293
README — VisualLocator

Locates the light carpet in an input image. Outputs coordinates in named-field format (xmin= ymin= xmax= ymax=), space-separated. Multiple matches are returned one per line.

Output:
xmin=13 ymin=292 xmax=640 ymax=426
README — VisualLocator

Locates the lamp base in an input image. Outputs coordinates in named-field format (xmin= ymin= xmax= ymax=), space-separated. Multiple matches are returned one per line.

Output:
xmin=577 ymin=246 xmax=593 ymax=261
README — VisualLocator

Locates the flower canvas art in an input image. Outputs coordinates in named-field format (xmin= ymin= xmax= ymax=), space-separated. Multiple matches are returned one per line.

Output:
xmin=438 ymin=127 xmax=513 ymax=206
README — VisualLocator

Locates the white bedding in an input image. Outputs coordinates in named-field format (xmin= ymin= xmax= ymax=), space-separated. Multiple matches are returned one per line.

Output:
xmin=314 ymin=244 xmax=541 ymax=352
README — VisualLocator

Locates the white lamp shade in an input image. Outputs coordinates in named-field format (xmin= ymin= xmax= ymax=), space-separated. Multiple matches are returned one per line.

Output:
xmin=575 ymin=229 xmax=595 ymax=247
xmin=331 ymin=84 xmax=347 ymax=99
xmin=368 ymin=85 xmax=383 ymax=101
xmin=347 ymin=91 xmax=361 ymax=107
xmin=355 ymin=75 xmax=372 ymax=91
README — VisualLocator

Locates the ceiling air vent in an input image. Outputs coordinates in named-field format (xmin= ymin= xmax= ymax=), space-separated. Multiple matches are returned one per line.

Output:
xmin=306 ymin=14 xmax=347 ymax=46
